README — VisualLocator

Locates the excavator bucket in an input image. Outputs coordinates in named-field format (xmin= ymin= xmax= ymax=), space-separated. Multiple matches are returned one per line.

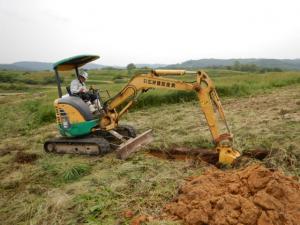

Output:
xmin=216 ymin=146 xmax=241 ymax=165
xmin=116 ymin=129 xmax=153 ymax=159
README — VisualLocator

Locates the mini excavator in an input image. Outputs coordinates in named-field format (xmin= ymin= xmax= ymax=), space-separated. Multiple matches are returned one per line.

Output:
xmin=44 ymin=55 xmax=240 ymax=164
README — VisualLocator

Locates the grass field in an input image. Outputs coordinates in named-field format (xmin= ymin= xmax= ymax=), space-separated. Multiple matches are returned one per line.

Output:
xmin=0 ymin=68 xmax=300 ymax=224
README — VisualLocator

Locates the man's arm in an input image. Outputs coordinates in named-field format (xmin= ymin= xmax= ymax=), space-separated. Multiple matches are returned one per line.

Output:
xmin=70 ymin=80 xmax=87 ymax=94
xmin=70 ymin=80 xmax=81 ymax=94
xmin=80 ymin=83 xmax=88 ymax=93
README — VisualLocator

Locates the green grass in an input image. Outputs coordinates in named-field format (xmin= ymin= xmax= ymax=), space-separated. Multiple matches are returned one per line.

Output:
xmin=0 ymin=70 xmax=63 ymax=85
xmin=124 ymin=71 xmax=300 ymax=109
xmin=0 ymin=83 xmax=28 ymax=91
xmin=41 ymin=157 xmax=91 ymax=184
xmin=62 ymin=154 xmax=199 ymax=224
xmin=0 ymin=68 xmax=300 ymax=224
xmin=62 ymin=164 xmax=91 ymax=182
xmin=1 ymin=69 xmax=300 ymax=138
xmin=0 ymin=98 xmax=56 ymax=138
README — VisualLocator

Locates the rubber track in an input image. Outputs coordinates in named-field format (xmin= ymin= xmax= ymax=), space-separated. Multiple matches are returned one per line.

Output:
xmin=44 ymin=137 xmax=111 ymax=155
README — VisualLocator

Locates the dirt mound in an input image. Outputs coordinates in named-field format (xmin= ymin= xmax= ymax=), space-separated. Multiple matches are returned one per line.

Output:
xmin=163 ymin=165 xmax=300 ymax=225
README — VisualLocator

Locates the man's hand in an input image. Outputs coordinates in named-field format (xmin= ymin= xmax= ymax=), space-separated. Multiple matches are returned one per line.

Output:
xmin=79 ymin=88 xmax=85 ymax=93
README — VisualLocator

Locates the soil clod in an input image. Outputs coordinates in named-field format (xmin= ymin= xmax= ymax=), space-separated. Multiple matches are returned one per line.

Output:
xmin=163 ymin=164 xmax=300 ymax=225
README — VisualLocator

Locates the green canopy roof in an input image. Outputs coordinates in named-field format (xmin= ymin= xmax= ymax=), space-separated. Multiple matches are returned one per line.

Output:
xmin=53 ymin=55 xmax=100 ymax=71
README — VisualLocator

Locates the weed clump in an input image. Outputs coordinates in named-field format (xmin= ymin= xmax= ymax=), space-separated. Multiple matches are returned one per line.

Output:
xmin=41 ymin=159 xmax=91 ymax=184
xmin=63 ymin=164 xmax=91 ymax=182
xmin=22 ymin=100 xmax=56 ymax=130
xmin=37 ymin=105 xmax=55 ymax=123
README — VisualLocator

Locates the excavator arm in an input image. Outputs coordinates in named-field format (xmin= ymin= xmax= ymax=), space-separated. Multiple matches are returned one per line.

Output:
xmin=101 ymin=70 xmax=240 ymax=164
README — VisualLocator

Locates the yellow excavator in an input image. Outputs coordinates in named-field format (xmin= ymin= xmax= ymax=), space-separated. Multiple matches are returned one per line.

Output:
xmin=44 ymin=55 xmax=240 ymax=164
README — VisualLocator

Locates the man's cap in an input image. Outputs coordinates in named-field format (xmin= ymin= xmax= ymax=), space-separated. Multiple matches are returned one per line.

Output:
xmin=79 ymin=70 xmax=88 ymax=80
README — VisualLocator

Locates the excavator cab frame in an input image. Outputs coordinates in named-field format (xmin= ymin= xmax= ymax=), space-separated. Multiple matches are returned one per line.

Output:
xmin=52 ymin=54 xmax=100 ymax=98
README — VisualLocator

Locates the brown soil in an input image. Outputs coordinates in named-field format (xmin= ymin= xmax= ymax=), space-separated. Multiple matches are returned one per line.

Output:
xmin=163 ymin=164 xmax=300 ymax=225
xmin=148 ymin=147 xmax=219 ymax=165
xmin=14 ymin=151 xmax=39 ymax=164
xmin=130 ymin=215 xmax=148 ymax=225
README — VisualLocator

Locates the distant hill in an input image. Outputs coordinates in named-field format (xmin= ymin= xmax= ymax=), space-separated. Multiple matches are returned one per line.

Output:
xmin=2 ymin=58 xmax=300 ymax=71
xmin=0 ymin=61 xmax=106 ymax=71
xmin=136 ymin=63 xmax=167 ymax=69
xmin=165 ymin=59 xmax=300 ymax=70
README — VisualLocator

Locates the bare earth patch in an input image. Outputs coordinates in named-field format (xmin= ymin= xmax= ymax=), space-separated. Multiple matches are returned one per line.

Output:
xmin=14 ymin=151 xmax=39 ymax=164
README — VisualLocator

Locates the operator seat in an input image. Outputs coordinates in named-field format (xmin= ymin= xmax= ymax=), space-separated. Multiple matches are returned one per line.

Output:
xmin=66 ymin=86 xmax=73 ymax=96
xmin=66 ymin=86 xmax=88 ymax=102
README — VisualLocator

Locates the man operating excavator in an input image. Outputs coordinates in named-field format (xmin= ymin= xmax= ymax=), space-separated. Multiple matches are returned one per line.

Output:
xmin=70 ymin=70 xmax=97 ymax=102
xmin=70 ymin=70 xmax=101 ymax=113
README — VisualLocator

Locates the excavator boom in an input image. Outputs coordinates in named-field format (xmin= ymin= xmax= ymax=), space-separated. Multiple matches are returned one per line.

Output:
xmin=101 ymin=70 xmax=240 ymax=164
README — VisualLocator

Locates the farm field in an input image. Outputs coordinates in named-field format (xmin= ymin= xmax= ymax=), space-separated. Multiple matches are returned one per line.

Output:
xmin=0 ymin=69 xmax=300 ymax=225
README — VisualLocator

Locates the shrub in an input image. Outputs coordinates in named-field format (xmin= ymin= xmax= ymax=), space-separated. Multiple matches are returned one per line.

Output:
xmin=23 ymin=79 xmax=38 ymax=84
xmin=112 ymin=75 xmax=124 ymax=80
xmin=42 ymin=76 xmax=64 ymax=84
xmin=0 ymin=74 xmax=17 ymax=83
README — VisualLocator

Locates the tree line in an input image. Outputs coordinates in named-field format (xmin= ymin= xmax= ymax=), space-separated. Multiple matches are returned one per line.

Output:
xmin=209 ymin=61 xmax=283 ymax=73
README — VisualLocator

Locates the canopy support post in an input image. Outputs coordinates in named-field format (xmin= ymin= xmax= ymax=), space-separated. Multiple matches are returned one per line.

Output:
xmin=75 ymin=67 xmax=80 ymax=80
xmin=55 ymin=69 xmax=63 ymax=98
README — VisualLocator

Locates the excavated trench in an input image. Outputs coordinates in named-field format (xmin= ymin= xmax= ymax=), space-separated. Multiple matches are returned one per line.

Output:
xmin=147 ymin=147 xmax=270 ymax=166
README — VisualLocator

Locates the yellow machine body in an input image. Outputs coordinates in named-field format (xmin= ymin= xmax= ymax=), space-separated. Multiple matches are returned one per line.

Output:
xmin=99 ymin=70 xmax=240 ymax=164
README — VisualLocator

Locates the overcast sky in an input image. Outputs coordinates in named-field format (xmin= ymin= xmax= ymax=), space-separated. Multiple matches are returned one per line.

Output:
xmin=0 ymin=0 xmax=300 ymax=66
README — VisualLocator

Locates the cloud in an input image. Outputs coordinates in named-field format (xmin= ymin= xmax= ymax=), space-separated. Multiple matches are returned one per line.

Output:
xmin=0 ymin=0 xmax=300 ymax=65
